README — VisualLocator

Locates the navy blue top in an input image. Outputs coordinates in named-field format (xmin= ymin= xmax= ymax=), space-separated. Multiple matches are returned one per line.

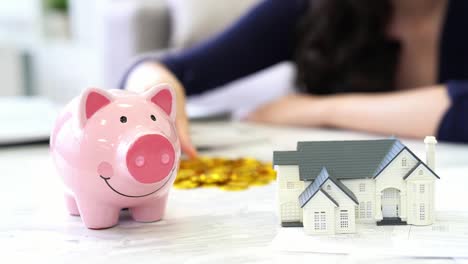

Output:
xmin=122 ymin=0 xmax=468 ymax=143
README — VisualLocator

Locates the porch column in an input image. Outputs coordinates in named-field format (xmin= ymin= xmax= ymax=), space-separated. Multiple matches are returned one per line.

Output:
xmin=375 ymin=191 xmax=383 ymax=221
xmin=400 ymin=192 xmax=407 ymax=221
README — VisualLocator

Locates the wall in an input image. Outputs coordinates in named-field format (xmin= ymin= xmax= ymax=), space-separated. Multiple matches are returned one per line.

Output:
xmin=303 ymin=191 xmax=336 ymax=235
xmin=32 ymin=43 xmax=103 ymax=103
xmin=375 ymin=149 xmax=418 ymax=221
xmin=0 ymin=48 xmax=23 ymax=96
xmin=321 ymin=179 xmax=357 ymax=233
xmin=341 ymin=178 xmax=375 ymax=223
xmin=405 ymin=164 xmax=436 ymax=225
xmin=275 ymin=165 xmax=304 ymax=223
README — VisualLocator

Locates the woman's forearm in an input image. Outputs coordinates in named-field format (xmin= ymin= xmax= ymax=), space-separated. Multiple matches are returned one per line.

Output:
xmin=323 ymin=86 xmax=451 ymax=138
xmin=125 ymin=62 xmax=184 ymax=93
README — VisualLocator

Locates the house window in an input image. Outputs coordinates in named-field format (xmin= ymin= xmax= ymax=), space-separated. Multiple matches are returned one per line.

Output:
xmin=402 ymin=158 xmax=407 ymax=167
xmin=419 ymin=170 xmax=423 ymax=175
xmin=420 ymin=184 xmax=425 ymax=194
xmin=413 ymin=183 xmax=416 ymax=193
xmin=383 ymin=190 xmax=396 ymax=199
xmin=314 ymin=212 xmax=327 ymax=230
xmin=420 ymin=204 xmax=425 ymax=221
xmin=366 ymin=201 xmax=373 ymax=218
xmin=359 ymin=183 xmax=366 ymax=192
xmin=340 ymin=210 xmax=349 ymax=229
xmin=314 ymin=213 xmax=320 ymax=230
xmin=413 ymin=203 xmax=417 ymax=219
xmin=359 ymin=202 xmax=366 ymax=219
xmin=326 ymin=184 xmax=331 ymax=191
xmin=286 ymin=182 xmax=295 ymax=189
xmin=281 ymin=202 xmax=300 ymax=221
xmin=320 ymin=212 xmax=326 ymax=230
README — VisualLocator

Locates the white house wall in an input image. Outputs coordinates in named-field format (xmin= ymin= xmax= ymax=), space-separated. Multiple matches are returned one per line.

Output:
xmin=341 ymin=179 xmax=375 ymax=223
xmin=322 ymin=179 xmax=356 ymax=206
xmin=320 ymin=179 xmax=357 ymax=233
xmin=374 ymin=149 xmax=418 ymax=221
xmin=275 ymin=165 xmax=305 ymax=223
xmin=405 ymin=164 xmax=436 ymax=225
xmin=303 ymin=191 xmax=337 ymax=235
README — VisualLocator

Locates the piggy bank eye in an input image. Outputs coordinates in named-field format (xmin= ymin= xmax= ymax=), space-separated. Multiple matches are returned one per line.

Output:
xmin=150 ymin=114 xmax=157 ymax=121
xmin=120 ymin=116 xmax=127 ymax=123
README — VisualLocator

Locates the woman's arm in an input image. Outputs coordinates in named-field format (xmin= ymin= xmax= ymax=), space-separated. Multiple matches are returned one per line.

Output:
xmin=123 ymin=0 xmax=307 ymax=157
xmin=247 ymin=86 xmax=452 ymax=139
xmin=121 ymin=0 xmax=307 ymax=95
xmin=324 ymin=86 xmax=450 ymax=138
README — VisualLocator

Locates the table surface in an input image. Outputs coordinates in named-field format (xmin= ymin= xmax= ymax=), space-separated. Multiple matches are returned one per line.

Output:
xmin=1 ymin=121 xmax=468 ymax=264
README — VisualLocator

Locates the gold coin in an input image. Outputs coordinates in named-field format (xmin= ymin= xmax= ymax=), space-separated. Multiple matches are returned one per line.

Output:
xmin=174 ymin=180 xmax=199 ymax=189
xmin=175 ymin=156 xmax=276 ymax=191
xmin=220 ymin=182 xmax=249 ymax=191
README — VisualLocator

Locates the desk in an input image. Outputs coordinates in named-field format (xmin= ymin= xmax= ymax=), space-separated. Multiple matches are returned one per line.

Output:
xmin=1 ymin=121 xmax=468 ymax=263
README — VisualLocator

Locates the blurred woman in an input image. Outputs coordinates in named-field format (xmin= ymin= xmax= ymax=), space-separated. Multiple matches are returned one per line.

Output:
xmin=122 ymin=0 xmax=468 ymax=157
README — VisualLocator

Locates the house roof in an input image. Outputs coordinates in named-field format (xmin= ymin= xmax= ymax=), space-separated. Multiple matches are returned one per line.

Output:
xmin=403 ymin=162 xmax=420 ymax=180
xmin=403 ymin=147 xmax=440 ymax=179
xmin=299 ymin=168 xmax=332 ymax=207
xmin=327 ymin=176 xmax=359 ymax=204
xmin=274 ymin=139 xmax=405 ymax=181
xmin=298 ymin=168 xmax=358 ymax=208
xmin=272 ymin=151 xmax=301 ymax=166
xmin=403 ymin=161 xmax=440 ymax=180
xmin=320 ymin=190 xmax=339 ymax=207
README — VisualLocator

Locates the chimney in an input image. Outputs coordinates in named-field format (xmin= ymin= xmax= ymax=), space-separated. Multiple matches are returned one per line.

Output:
xmin=424 ymin=136 xmax=437 ymax=170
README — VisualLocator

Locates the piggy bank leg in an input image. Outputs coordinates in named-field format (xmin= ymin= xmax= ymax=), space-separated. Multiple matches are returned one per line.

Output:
xmin=77 ymin=199 xmax=120 ymax=229
xmin=130 ymin=195 xmax=168 ymax=223
xmin=64 ymin=193 xmax=80 ymax=216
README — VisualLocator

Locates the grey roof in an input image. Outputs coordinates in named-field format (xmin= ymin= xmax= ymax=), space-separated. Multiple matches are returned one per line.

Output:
xmin=274 ymin=139 xmax=405 ymax=181
xmin=327 ymin=176 xmax=359 ymax=204
xmin=319 ymin=190 xmax=339 ymax=207
xmin=403 ymin=148 xmax=440 ymax=179
xmin=299 ymin=167 xmax=358 ymax=207
xmin=403 ymin=162 xmax=421 ymax=180
xmin=299 ymin=168 xmax=339 ymax=208
xmin=402 ymin=161 xmax=440 ymax=180
xmin=372 ymin=141 xmax=405 ymax=177
xmin=273 ymin=151 xmax=301 ymax=166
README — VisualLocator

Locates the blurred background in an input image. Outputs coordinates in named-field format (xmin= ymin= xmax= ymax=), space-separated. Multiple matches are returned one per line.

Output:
xmin=0 ymin=0 xmax=294 ymax=144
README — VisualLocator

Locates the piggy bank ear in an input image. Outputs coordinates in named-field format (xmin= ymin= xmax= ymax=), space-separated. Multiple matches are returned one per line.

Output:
xmin=79 ymin=88 xmax=113 ymax=127
xmin=143 ymin=84 xmax=176 ymax=121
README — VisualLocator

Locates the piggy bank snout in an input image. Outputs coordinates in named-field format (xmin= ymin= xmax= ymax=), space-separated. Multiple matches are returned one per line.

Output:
xmin=126 ymin=134 xmax=175 ymax=184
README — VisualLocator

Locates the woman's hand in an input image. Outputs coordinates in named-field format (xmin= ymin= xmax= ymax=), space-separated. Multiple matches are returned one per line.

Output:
xmin=247 ymin=87 xmax=450 ymax=139
xmin=125 ymin=62 xmax=198 ymax=158
xmin=245 ymin=94 xmax=328 ymax=127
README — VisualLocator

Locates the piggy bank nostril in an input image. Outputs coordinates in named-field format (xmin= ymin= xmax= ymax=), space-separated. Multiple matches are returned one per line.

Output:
xmin=161 ymin=153 xmax=170 ymax=164
xmin=135 ymin=155 xmax=145 ymax=167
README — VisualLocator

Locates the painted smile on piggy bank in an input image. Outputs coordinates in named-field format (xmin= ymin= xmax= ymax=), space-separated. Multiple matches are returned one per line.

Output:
xmin=99 ymin=169 xmax=174 ymax=198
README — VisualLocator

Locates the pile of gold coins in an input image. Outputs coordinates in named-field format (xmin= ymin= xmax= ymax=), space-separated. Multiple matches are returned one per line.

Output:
xmin=174 ymin=157 xmax=276 ymax=191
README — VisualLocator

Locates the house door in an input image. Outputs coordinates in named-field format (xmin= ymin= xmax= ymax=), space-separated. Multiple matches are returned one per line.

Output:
xmin=381 ymin=188 xmax=400 ymax=218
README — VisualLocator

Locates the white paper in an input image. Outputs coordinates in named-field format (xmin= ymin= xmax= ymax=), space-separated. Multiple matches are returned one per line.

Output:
xmin=272 ymin=211 xmax=468 ymax=257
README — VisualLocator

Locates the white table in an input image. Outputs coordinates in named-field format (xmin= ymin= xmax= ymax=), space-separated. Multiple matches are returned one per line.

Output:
xmin=1 ymin=121 xmax=468 ymax=264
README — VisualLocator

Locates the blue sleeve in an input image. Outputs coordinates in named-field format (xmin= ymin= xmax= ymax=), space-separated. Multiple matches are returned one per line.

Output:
xmin=437 ymin=81 xmax=468 ymax=143
xmin=120 ymin=0 xmax=307 ymax=95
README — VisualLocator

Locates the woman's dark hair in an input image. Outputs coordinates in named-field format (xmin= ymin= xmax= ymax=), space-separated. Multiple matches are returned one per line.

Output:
xmin=294 ymin=0 xmax=401 ymax=94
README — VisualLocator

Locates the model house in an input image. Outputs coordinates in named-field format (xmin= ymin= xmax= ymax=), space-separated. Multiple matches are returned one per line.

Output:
xmin=273 ymin=137 xmax=439 ymax=235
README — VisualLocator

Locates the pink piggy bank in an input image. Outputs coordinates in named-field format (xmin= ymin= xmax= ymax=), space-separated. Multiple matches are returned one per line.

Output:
xmin=50 ymin=84 xmax=181 ymax=229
